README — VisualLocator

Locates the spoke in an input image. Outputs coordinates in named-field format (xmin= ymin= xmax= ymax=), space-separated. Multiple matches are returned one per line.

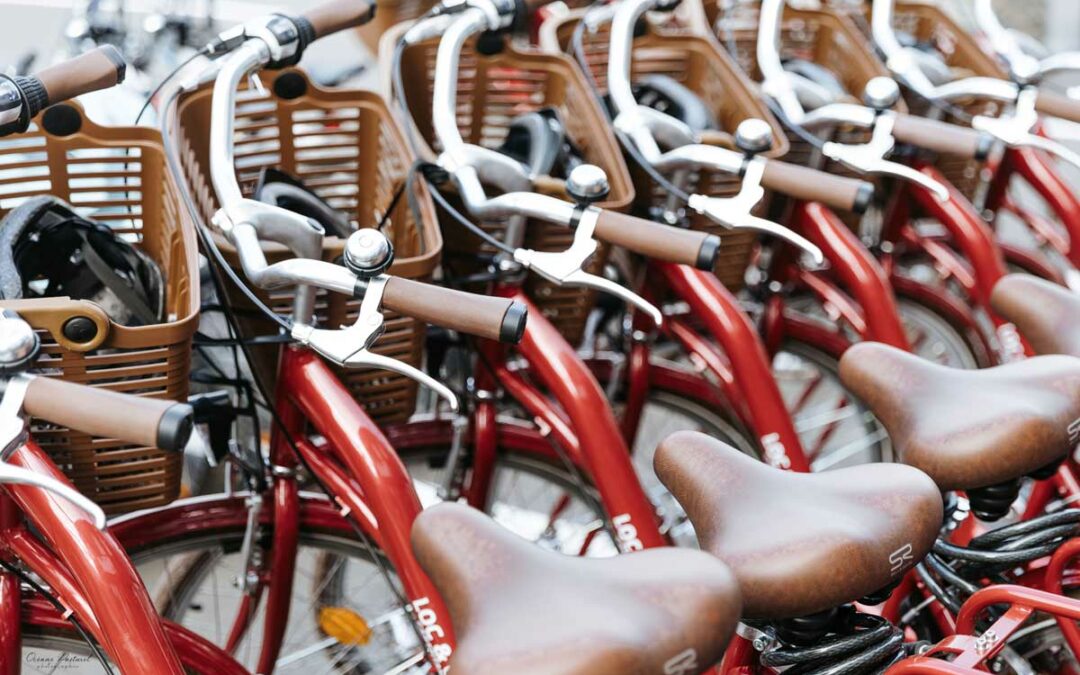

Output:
xmin=811 ymin=428 xmax=890 ymax=471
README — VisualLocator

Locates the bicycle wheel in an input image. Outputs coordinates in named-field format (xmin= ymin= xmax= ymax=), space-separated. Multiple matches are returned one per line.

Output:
xmin=400 ymin=442 xmax=619 ymax=556
xmin=129 ymin=509 xmax=431 ymax=674
xmin=896 ymin=298 xmax=982 ymax=369
xmin=773 ymin=340 xmax=890 ymax=470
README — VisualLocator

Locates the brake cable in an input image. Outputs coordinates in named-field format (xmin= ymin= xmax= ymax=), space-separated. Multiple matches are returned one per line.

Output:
xmin=569 ymin=6 xmax=694 ymax=205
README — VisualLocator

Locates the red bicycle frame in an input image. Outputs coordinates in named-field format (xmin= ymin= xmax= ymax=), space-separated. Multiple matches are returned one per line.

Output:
xmin=0 ymin=440 xmax=239 ymax=674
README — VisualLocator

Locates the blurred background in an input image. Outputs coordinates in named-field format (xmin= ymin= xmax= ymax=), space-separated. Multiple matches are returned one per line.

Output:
xmin=0 ymin=0 xmax=1071 ymax=71
xmin=0 ymin=0 xmax=1074 ymax=130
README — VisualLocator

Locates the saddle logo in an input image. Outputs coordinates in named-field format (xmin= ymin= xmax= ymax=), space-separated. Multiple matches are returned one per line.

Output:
xmin=761 ymin=433 xmax=792 ymax=470
xmin=664 ymin=649 xmax=698 ymax=675
xmin=1069 ymin=417 xmax=1080 ymax=446
xmin=889 ymin=543 xmax=914 ymax=575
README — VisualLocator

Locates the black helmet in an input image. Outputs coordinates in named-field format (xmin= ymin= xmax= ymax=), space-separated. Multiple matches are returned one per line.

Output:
xmin=0 ymin=195 xmax=164 ymax=326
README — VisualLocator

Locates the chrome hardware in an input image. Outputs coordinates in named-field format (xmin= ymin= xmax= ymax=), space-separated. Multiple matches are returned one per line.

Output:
xmin=822 ymin=115 xmax=949 ymax=202
xmin=735 ymin=118 xmax=774 ymax=155
xmin=863 ymin=77 xmax=901 ymax=112
xmin=971 ymin=89 xmax=1080 ymax=172
xmin=0 ymin=322 xmax=106 ymax=529
xmin=293 ymin=275 xmax=460 ymax=411
xmin=566 ymin=164 xmax=611 ymax=205
xmin=514 ymin=207 xmax=664 ymax=326
xmin=344 ymin=229 xmax=395 ymax=279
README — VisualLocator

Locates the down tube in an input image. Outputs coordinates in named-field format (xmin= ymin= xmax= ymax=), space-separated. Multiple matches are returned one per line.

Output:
xmin=279 ymin=346 xmax=457 ymax=666
xmin=655 ymin=262 xmax=811 ymax=472
xmin=503 ymin=293 xmax=667 ymax=550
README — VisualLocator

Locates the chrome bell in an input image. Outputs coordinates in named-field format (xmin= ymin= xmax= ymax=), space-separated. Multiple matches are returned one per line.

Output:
xmin=863 ymin=76 xmax=901 ymax=111
xmin=344 ymin=229 xmax=395 ymax=279
xmin=0 ymin=311 xmax=39 ymax=373
xmin=735 ymin=118 xmax=774 ymax=155
xmin=566 ymin=164 xmax=611 ymax=206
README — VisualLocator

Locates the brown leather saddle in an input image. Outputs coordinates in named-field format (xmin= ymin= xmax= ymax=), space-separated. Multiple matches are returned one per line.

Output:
xmin=654 ymin=431 xmax=943 ymax=620
xmin=992 ymin=274 xmax=1080 ymax=358
xmin=840 ymin=342 xmax=1080 ymax=491
xmin=412 ymin=502 xmax=741 ymax=675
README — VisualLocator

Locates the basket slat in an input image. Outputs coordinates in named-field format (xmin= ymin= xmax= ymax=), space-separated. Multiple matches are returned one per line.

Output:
xmin=0 ymin=104 xmax=198 ymax=514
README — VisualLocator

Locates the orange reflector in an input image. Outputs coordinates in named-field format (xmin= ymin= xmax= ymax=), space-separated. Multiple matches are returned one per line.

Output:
xmin=318 ymin=607 xmax=374 ymax=646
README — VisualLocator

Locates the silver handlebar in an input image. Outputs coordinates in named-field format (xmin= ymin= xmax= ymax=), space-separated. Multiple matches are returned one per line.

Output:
xmin=605 ymin=0 xmax=824 ymax=261
xmin=0 ymin=318 xmax=107 ymax=529
xmin=404 ymin=0 xmax=666 ymax=324
xmin=870 ymin=0 xmax=1080 ymax=171
xmin=201 ymin=21 xmax=462 ymax=410
xmin=753 ymin=0 xmax=949 ymax=200
xmin=973 ymin=0 xmax=1080 ymax=83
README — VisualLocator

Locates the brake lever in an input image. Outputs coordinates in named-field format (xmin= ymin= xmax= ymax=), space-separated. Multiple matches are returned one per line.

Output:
xmin=971 ymin=88 xmax=1080 ymax=172
xmin=512 ymin=209 xmax=664 ymax=326
xmin=683 ymin=159 xmax=825 ymax=264
xmin=0 ymin=374 xmax=107 ymax=529
xmin=292 ymin=276 xmax=461 ymax=412
xmin=821 ymin=115 xmax=949 ymax=202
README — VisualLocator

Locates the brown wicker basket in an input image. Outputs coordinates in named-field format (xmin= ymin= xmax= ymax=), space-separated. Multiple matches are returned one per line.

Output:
xmin=173 ymin=68 xmax=442 ymax=425
xmin=539 ymin=13 xmax=788 ymax=292
xmin=0 ymin=103 xmax=199 ymax=514
xmin=379 ymin=26 xmax=634 ymax=344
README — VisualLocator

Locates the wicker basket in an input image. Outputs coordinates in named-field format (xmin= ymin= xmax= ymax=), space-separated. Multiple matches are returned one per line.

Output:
xmin=173 ymin=68 xmax=442 ymax=425
xmin=539 ymin=13 xmax=788 ymax=292
xmin=380 ymin=26 xmax=634 ymax=344
xmin=0 ymin=103 xmax=199 ymax=514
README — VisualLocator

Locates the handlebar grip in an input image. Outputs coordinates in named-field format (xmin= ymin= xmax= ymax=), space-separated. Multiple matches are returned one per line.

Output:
xmin=32 ymin=46 xmax=126 ymax=110
xmin=892 ymin=113 xmax=993 ymax=161
xmin=382 ymin=278 xmax=528 ymax=344
xmin=23 ymin=377 xmax=193 ymax=453
xmin=760 ymin=160 xmax=874 ymax=214
xmin=300 ymin=0 xmax=376 ymax=40
xmin=1035 ymin=90 xmax=1080 ymax=124
xmin=594 ymin=211 xmax=720 ymax=270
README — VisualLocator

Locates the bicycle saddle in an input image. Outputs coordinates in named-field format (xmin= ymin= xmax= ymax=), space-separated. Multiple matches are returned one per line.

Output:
xmin=991 ymin=274 xmax=1080 ymax=358
xmin=654 ymin=431 xmax=942 ymax=620
xmin=412 ymin=502 xmax=741 ymax=675
xmin=840 ymin=342 xmax=1080 ymax=491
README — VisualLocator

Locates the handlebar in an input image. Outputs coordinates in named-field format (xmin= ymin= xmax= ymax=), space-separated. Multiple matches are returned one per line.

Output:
xmin=1035 ymin=90 xmax=1080 ymax=125
xmin=23 ymin=377 xmax=194 ymax=453
xmin=594 ymin=211 xmax=720 ymax=269
xmin=382 ymin=277 xmax=527 ymax=343
xmin=760 ymin=159 xmax=874 ymax=214
xmin=0 ymin=46 xmax=125 ymax=137
xmin=891 ymin=114 xmax=994 ymax=161
xmin=33 ymin=46 xmax=126 ymax=110
xmin=298 ymin=0 xmax=376 ymax=41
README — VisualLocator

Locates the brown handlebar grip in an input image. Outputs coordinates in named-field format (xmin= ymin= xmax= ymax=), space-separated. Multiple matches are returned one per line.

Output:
xmin=34 ymin=46 xmax=126 ymax=108
xmin=594 ymin=210 xmax=720 ymax=270
xmin=892 ymin=113 xmax=993 ymax=161
xmin=381 ymin=278 xmax=528 ymax=344
xmin=302 ymin=0 xmax=376 ymax=40
xmin=23 ymin=377 xmax=193 ymax=452
xmin=760 ymin=159 xmax=874 ymax=214
xmin=1035 ymin=90 xmax=1080 ymax=124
